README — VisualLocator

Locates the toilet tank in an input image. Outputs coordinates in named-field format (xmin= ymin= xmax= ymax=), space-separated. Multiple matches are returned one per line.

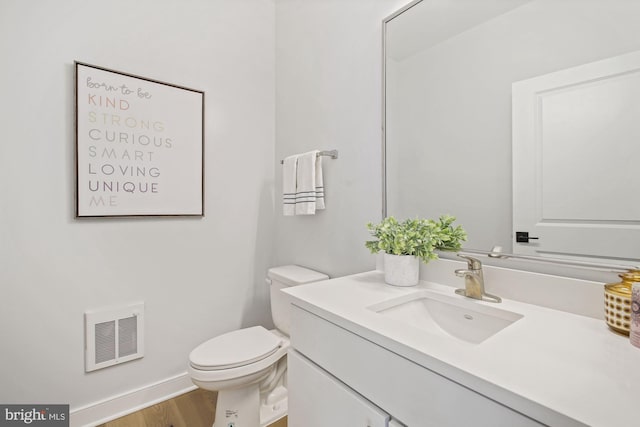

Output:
xmin=267 ymin=265 xmax=329 ymax=336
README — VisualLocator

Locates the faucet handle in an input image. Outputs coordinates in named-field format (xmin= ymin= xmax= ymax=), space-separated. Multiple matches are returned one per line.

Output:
xmin=457 ymin=254 xmax=482 ymax=270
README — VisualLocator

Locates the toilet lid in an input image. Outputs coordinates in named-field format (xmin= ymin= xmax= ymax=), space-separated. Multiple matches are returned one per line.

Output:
xmin=189 ymin=326 xmax=282 ymax=371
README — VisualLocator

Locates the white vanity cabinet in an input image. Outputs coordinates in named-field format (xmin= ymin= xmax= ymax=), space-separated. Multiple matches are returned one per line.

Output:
xmin=289 ymin=304 xmax=544 ymax=427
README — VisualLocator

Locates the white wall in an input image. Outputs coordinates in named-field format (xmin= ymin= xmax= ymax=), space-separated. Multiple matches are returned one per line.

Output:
xmin=0 ymin=0 xmax=275 ymax=410
xmin=274 ymin=0 xmax=409 ymax=278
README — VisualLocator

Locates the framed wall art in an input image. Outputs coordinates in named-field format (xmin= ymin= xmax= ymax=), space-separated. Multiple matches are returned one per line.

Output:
xmin=75 ymin=62 xmax=204 ymax=217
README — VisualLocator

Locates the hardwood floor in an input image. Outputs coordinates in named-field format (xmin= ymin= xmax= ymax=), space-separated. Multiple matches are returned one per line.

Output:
xmin=96 ymin=389 xmax=287 ymax=427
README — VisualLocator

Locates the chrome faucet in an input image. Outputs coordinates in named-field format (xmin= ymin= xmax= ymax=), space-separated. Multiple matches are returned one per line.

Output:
xmin=454 ymin=254 xmax=501 ymax=303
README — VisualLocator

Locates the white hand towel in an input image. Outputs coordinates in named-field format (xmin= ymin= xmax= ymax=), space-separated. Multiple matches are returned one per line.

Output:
xmin=315 ymin=154 xmax=325 ymax=210
xmin=295 ymin=150 xmax=318 ymax=215
xmin=282 ymin=155 xmax=298 ymax=216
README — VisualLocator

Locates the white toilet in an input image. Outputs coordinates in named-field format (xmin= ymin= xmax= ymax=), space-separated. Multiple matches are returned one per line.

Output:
xmin=188 ymin=265 xmax=328 ymax=427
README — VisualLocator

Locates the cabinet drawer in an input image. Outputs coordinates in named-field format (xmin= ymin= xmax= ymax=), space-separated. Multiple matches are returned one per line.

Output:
xmin=290 ymin=305 xmax=543 ymax=427
xmin=288 ymin=350 xmax=390 ymax=427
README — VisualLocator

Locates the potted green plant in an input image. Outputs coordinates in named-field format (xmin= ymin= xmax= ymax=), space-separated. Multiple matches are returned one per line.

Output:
xmin=365 ymin=215 xmax=467 ymax=286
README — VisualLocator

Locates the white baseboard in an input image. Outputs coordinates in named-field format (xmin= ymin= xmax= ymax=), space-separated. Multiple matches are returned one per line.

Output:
xmin=69 ymin=372 xmax=197 ymax=427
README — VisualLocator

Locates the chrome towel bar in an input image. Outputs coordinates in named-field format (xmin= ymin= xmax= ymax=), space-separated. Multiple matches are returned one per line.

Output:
xmin=280 ymin=149 xmax=338 ymax=164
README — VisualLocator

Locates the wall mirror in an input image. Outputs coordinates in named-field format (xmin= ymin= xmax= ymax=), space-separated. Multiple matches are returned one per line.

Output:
xmin=384 ymin=0 xmax=640 ymax=270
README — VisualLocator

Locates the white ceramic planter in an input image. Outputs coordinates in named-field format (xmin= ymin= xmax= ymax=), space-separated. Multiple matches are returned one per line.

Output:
xmin=383 ymin=253 xmax=419 ymax=287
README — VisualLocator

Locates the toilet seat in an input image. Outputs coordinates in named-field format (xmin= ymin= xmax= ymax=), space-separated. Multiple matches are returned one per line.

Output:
xmin=190 ymin=326 xmax=282 ymax=371
xmin=188 ymin=328 xmax=290 ymax=384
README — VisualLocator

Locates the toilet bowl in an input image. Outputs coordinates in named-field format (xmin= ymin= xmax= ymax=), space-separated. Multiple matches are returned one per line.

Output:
xmin=188 ymin=265 xmax=328 ymax=427
xmin=188 ymin=327 xmax=290 ymax=426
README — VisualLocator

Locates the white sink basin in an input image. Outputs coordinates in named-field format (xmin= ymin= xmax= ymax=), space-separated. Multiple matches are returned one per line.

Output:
xmin=368 ymin=290 xmax=523 ymax=344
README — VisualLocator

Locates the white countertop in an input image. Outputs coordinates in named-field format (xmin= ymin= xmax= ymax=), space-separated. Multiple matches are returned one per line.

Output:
xmin=284 ymin=270 xmax=640 ymax=427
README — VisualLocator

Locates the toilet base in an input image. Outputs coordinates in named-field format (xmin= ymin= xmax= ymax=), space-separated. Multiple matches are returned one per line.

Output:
xmin=259 ymin=385 xmax=288 ymax=427
xmin=214 ymin=385 xmax=260 ymax=427
xmin=212 ymin=386 xmax=288 ymax=427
